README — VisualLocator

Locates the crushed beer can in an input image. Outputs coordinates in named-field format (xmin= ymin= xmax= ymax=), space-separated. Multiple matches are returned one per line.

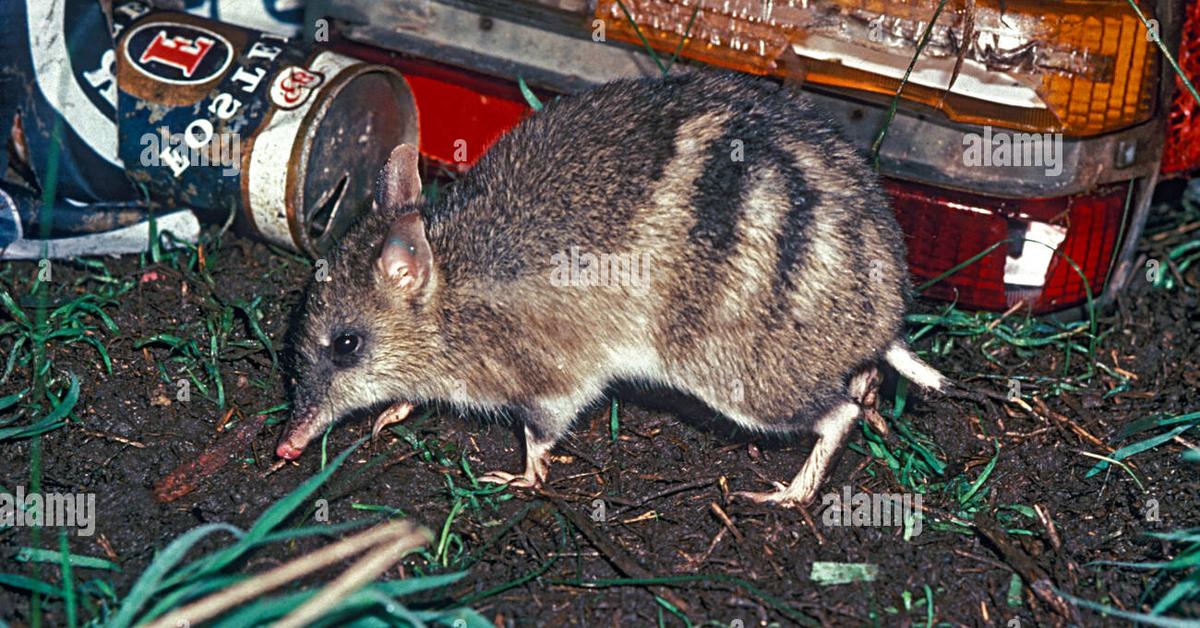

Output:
xmin=114 ymin=1 xmax=419 ymax=256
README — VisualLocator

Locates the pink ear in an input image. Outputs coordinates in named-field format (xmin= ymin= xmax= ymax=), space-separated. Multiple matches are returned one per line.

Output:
xmin=376 ymin=144 xmax=422 ymax=208
xmin=376 ymin=211 xmax=433 ymax=292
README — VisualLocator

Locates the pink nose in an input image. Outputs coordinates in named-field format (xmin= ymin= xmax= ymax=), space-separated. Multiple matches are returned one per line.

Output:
xmin=276 ymin=442 xmax=304 ymax=460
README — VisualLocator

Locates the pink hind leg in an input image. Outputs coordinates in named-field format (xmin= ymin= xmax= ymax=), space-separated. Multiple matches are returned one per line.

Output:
xmin=733 ymin=400 xmax=862 ymax=506
xmin=477 ymin=425 xmax=556 ymax=488
xmin=734 ymin=366 xmax=880 ymax=507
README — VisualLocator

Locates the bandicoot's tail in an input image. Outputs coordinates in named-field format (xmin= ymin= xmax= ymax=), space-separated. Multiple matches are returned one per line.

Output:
xmin=884 ymin=340 xmax=948 ymax=391
xmin=884 ymin=340 xmax=1009 ymax=404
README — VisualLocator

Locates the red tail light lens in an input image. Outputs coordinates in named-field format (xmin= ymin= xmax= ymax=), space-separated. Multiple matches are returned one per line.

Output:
xmin=886 ymin=179 xmax=1130 ymax=313
xmin=1162 ymin=0 xmax=1200 ymax=175
xmin=401 ymin=73 xmax=528 ymax=166
xmin=330 ymin=42 xmax=531 ymax=167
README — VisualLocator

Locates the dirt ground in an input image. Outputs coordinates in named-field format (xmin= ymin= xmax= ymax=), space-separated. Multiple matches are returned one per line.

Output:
xmin=1 ymin=202 xmax=1198 ymax=625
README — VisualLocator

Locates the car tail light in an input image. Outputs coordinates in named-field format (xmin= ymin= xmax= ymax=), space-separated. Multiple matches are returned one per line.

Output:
xmin=331 ymin=42 xmax=531 ymax=166
xmin=1162 ymin=0 xmax=1200 ymax=174
xmin=401 ymin=73 xmax=529 ymax=167
xmin=885 ymin=178 xmax=1131 ymax=313
xmin=596 ymin=0 xmax=1158 ymax=137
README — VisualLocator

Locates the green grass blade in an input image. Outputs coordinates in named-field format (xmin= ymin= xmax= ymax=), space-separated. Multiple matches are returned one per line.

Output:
xmin=1125 ymin=0 xmax=1200 ymax=108
xmin=610 ymin=397 xmax=619 ymax=442
xmin=203 ymin=573 xmax=478 ymax=628
xmin=162 ymin=437 xmax=366 ymax=589
xmin=0 ymin=388 xmax=29 ymax=413
xmin=0 ymin=373 xmax=78 ymax=441
xmin=139 ymin=519 xmax=383 ymax=619
xmin=1055 ymin=588 xmax=1198 ymax=627
xmin=59 ymin=531 xmax=77 ymax=628
xmin=138 ymin=574 xmax=248 ymax=622
xmin=870 ymin=0 xmax=950 ymax=167
xmin=1120 ymin=411 xmax=1200 ymax=439
xmin=0 ymin=289 xmax=31 ymax=326
xmin=516 ymin=75 xmax=544 ymax=112
xmin=15 ymin=547 xmax=120 ymax=571
xmin=665 ymin=3 xmax=700 ymax=73
xmin=960 ymin=441 xmax=1000 ymax=506
xmin=0 ymin=573 xmax=62 ymax=598
xmin=614 ymin=0 xmax=667 ymax=75
xmin=915 ymin=240 xmax=1007 ymax=293
xmin=1148 ymin=529 xmax=1200 ymax=542
xmin=1151 ymin=580 xmax=1199 ymax=616
xmin=1086 ymin=422 xmax=1197 ymax=478
xmin=107 ymin=522 xmax=245 ymax=628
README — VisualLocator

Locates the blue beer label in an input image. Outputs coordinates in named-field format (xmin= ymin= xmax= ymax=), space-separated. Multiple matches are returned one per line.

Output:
xmin=117 ymin=8 xmax=311 ymax=217
xmin=124 ymin=23 xmax=234 ymax=85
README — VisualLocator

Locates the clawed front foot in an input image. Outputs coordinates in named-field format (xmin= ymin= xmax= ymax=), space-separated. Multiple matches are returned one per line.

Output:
xmin=372 ymin=401 xmax=414 ymax=438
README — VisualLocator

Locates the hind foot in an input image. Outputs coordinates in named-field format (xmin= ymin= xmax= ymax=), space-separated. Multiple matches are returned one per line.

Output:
xmin=478 ymin=425 xmax=554 ymax=489
xmin=850 ymin=367 xmax=887 ymax=436
xmin=733 ymin=401 xmax=861 ymax=509
xmin=732 ymin=481 xmax=816 ymax=507
xmin=477 ymin=469 xmax=543 ymax=488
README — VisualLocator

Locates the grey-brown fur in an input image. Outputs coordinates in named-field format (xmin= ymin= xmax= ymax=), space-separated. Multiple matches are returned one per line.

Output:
xmin=278 ymin=71 xmax=947 ymax=505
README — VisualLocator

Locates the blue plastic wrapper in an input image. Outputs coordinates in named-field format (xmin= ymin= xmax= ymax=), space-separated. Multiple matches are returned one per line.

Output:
xmin=1 ymin=0 xmax=415 ymax=259
xmin=180 ymin=0 xmax=305 ymax=37
xmin=0 ymin=0 xmax=199 ymax=258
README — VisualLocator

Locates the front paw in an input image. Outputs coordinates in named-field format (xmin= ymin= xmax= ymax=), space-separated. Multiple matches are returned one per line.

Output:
xmin=371 ymin=401 xmax=414 ymax=438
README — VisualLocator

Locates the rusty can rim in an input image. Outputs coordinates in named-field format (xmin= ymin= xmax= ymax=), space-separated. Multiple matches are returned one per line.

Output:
xmin=286 ymin=62 xmax=419 ymax=256
xmin=241 ymin=57 xmax=420 ymax=257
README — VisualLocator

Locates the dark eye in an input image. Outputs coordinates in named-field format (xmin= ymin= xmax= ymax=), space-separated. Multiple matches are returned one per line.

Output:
xmin=332 ymin=333 xmax=360 ymax=357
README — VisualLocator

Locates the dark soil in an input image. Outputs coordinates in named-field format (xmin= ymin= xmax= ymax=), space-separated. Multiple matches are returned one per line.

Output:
xmin=1 ymin=211 xmax=1198 ymax=626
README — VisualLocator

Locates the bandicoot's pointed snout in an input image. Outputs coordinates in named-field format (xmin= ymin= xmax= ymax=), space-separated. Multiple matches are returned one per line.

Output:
xmin=275 ymin=404 xmax=325 ymax=460
xmin=276 ymin=441 xmax=305 ymax=460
